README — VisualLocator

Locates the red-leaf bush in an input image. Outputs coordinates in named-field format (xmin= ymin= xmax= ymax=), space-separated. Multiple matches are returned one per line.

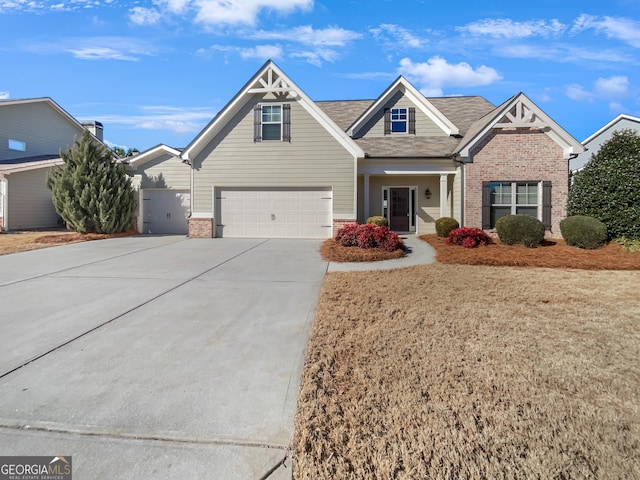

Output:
xmin=335 ymin=223 xmax=401 ymax=252
xmin=446 ymin=227 xmax=490 ymax=248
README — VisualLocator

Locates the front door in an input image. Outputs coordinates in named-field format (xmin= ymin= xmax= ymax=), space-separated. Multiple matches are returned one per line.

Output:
xmin=390 ymin=187 xmax=410 ymax=231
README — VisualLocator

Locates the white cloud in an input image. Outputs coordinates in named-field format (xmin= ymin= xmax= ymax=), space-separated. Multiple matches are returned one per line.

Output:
xmin=566 ymin=76 xmax=630 ymax=103
xmin=572 ymin=14 xmax=640 ymax=48
xmin=193 ymin=0 xmax=313 ymax=26
xmin=26 ymin=37 xmax=157 ymax=61
xmin=459 ymin=18 xmax=566 ymax=38
xmin=94 ymin=105 xmax=216 ymax=134
xmin=155 ymin=0 xmax=191 ymax=14
xmin=0 ymin=91 xmax=9 ymax=99
xmin=398 ymin=56 xmax=502 ymax=96
xmin=252 ymin=25 xmax=361 ymax=46
xmin=67 ymin=47 xmax=140 ymax=61
xmin=370 ymin=23 xmax=426 ymax=48
xmin=240 ymin=44 xmax=283 ymax=60
xmin=499 ymin=43 xmax=632 ymax=64
xmin=0 ymin=0 xmax=107 ymax=12
xmin=129 ymin=6 xmax=162 ymax=25
xmin=594 ymin=76 xmax=629 ymax=98
xmin=291 ymin=47 xmax=338 ymax=66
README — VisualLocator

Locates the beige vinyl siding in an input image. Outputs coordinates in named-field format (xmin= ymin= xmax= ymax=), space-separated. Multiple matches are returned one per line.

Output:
xmin=0 ymin=103 xmax=82 ymax=161
xmin=135 ymin=153 xmax=190 ymax=190
xmin=367 ymin=175 xmax=441 ymax=234
xmin=354 ymin=92 xmax=448 ymax=139
xmin=193 ymin=96 xmax=355 ymax=216
xmin=7 ymin=168 xmax=59 ymax=229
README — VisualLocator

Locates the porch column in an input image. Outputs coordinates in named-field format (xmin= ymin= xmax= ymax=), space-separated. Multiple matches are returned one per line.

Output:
xmin=439 ymin=174 xmax=448 ymax=218
xmin=363 ymin=173 xmax=370 ymax=221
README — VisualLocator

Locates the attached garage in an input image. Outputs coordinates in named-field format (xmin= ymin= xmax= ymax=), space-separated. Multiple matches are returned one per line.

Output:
xmin=142 ymin=189 xmax=190 ymax=234
xmin=215 ymin=187 xmax=332 ymax=239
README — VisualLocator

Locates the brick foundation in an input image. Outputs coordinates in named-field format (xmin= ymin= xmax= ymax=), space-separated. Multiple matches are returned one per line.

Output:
xmin=332 ymin=218 xmax=357 ymax=237
xmin=189 ymin=217 xmax=214 ymax=238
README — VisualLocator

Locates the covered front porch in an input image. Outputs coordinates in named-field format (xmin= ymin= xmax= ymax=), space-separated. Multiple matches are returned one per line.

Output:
xmin=357 ymin=159 xmax=460 ymax=234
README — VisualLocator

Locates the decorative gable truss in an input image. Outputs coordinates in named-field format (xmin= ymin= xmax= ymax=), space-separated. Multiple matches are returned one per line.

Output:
xmin=458 ymin=93 xmax=584 ymax=160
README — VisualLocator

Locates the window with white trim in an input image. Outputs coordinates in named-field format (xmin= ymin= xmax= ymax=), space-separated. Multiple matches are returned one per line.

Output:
xmin=253 ymin=103 xmax=291 ymax=142
xmin=489 ymin=181 xmax=539 ymax=227
xmin=8 ymin=139 xmax=26 ymax=151
xmin=261 ymin=105 xmax=282 ymax=140
xmin=391 ymin=108 xmax=407 ymax=133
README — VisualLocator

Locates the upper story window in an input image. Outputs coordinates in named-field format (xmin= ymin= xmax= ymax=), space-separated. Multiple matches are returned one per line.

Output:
xmin=254 ymin=104 xmax=291 ymax=142
xmin=8 ymin=139 xmax=26 ymax=152
xmin=384 ymin=107 xmax=415 ymax=135
xmin=391 ymin=108 xmax=407 ymax=133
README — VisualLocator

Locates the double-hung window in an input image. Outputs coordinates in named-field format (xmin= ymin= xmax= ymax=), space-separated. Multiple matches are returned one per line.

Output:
xmin=489 ymin=181 xmax=539 ymax=227
xmin=391 ymin=108 xmax=407 ymax=133
xmin=384 ymin=107 xmax=415 ymax=135
xmin=254 ymin=104 xmax=291 ymax=142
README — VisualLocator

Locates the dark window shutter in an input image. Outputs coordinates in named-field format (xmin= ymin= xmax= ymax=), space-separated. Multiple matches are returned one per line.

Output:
xmin=253 ymin=105 xmax=262 ymax=142
xmin=542 ymin=181 xmax=552 ymax=230
xmin=408 ymin=107 xmax=416 ymax=134
xmin=482 ymin=181 xmax=491 ymax=229
xmin=384 ymin=108 xmax=391 ymax=135
xmin=282 ymin=104 xmax=291 ymax=142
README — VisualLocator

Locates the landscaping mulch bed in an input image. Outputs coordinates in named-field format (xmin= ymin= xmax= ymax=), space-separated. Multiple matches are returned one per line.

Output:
xmin=320 ymin=239 xmax=405 ymax=262
xmin=420 ymin=234 xmax=640 ymax=270
xmin=0 ymin=229 xmax=139 ymax=255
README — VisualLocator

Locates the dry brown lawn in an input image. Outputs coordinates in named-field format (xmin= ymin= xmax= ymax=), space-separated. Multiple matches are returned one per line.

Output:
xmin=294 ymin=264 xmax=640 ymax=479
xmin=0 ymin=230 xmax=138 ymax=255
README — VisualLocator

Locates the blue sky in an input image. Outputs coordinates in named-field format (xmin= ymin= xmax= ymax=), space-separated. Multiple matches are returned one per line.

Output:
xmin=2 ymin=0 xmax=640 ymax=152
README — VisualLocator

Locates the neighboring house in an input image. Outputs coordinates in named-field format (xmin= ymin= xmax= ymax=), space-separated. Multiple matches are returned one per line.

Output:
xmin=0 ymin=98 xmax=105 ymax=231
xmin=570 ymin=114 xmax=640 ymax=173
xmin=132 ymin=61 xmax=584 ymax=238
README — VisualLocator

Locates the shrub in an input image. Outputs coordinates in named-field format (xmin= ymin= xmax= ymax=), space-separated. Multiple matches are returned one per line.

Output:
xmin=366 ymin=216 xmax=388 ymax=227
xmin=560 ymin=216 xmax=608 ymax=249
xmin=335 ymin=223 xmax=401 ymax=252
xmin=495 ymin=214 xmax=545 ymax=248
xmin=613 ymin=236 xmax=640 ymax=252
xmin=568 ymin=129 xmax=640 ymax=239
xmin=446 ymin=227 xmax=490 ymax=248
xmin=435 ymin=217 xmax=459 ymax=238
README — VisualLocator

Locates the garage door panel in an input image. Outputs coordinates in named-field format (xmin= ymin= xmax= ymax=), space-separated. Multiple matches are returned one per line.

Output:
xmin=218 ymin=188 xmax=332 ymax=239
xmin=143 ymin=190 xmax=190 ymax=235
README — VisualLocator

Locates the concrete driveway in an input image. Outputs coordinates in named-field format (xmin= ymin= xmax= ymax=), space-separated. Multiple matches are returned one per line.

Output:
xmin=0 ymin=236 xmax=328 ymax=479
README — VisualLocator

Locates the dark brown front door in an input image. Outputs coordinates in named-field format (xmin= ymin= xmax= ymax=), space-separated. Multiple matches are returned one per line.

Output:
xmin=390 ymin=188 xmax=410 ymax=231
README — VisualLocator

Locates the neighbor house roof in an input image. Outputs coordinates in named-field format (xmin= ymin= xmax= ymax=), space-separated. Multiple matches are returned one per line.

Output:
xmin=0 ymin=154 xmax=63 ymax=174
xmin=582 ymin=114 xmax=640 ymax=144
xmin=126 ymin=144 xmax=183 ymax=168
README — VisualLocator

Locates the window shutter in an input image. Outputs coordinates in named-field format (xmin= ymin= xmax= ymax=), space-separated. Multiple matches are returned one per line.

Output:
xmin=282 ymin=103 xmax=291 ymax=142
xmin=542 ymin=181 xmax=552 ymax=230
xmin=482 ymin=181 xmax=491 ymax=229
xmin=408 ymin=107 xmax=416 ymax=134
xmin=253 ymin=105 xmax=262 ymax=142
xmin=384 ymin=108 xmax=391 ymax=135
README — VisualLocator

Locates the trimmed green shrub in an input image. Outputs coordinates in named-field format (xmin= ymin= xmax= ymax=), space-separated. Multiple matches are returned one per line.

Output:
xmin=435 ymin=217 xmax=459 ymax=238
xmin=445 ymin=227 xmax=490 ymax=248
xmin=495 ymin=214 xmax=545 ymax=248
xmin=560 ymin=215 xmax=608 ymax=249
xmin=568 ymin=129 xmax=640 ymax=239
xmin=366 ymin=216 xmax=388 ymax=227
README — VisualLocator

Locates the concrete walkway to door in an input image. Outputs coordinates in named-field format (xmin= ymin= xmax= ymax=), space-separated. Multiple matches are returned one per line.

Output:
xmin=0 ymin=236 xmax=327 ymax=479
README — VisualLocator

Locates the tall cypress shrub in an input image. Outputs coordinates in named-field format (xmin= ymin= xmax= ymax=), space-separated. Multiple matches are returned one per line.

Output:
xmin=47 ymin=130 xmax=136 ymax=234
xmin=568 ymin=129 xmax=640 ymax=239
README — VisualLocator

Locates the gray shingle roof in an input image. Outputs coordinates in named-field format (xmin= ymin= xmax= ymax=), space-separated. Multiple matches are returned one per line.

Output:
xmin=317 ymin=96 xmax=496 ymax=157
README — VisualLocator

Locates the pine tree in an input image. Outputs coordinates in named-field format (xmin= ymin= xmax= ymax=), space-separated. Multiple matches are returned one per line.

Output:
xmin=567 ymin=129 xmax=640 ymax=239
xmin=47 ymin=130 xmax=136 ymax=234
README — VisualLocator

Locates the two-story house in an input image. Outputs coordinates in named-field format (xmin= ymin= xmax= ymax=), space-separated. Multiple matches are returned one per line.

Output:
xmin=129 ymin=60 xmax=584 ymax=238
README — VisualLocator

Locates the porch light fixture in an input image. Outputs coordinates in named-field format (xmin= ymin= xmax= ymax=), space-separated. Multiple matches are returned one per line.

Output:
xmin=425 ymin=188 xmax=431 ymax=199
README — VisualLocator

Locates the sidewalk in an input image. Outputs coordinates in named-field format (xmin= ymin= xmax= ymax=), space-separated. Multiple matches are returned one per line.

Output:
xmin=327 ymin=235 xmax=436 ymax=272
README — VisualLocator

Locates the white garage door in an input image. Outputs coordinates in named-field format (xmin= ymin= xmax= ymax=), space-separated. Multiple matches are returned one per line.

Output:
xmin=142 ymin=189 xmax=190 ymax=234
xmin=217 ymin=187 xmax=332 ymax=238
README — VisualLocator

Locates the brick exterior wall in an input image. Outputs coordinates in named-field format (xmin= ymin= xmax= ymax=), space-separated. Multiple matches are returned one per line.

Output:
xmin=332 ymin=218 xmax=357 ymax=237
xmin=0 ymin=215 xmax=3 ymax=231
xmin=465 ymin=128 xmax=568 ymax=237
xmin=188 ymin=217 xmax=214 ymax=238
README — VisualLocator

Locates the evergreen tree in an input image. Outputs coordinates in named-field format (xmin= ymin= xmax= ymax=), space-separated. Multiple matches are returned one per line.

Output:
xmin=568 ymin=129 xmax=640 ymax=239
xmin=47 ymin=130 xmax=136 ymax=234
